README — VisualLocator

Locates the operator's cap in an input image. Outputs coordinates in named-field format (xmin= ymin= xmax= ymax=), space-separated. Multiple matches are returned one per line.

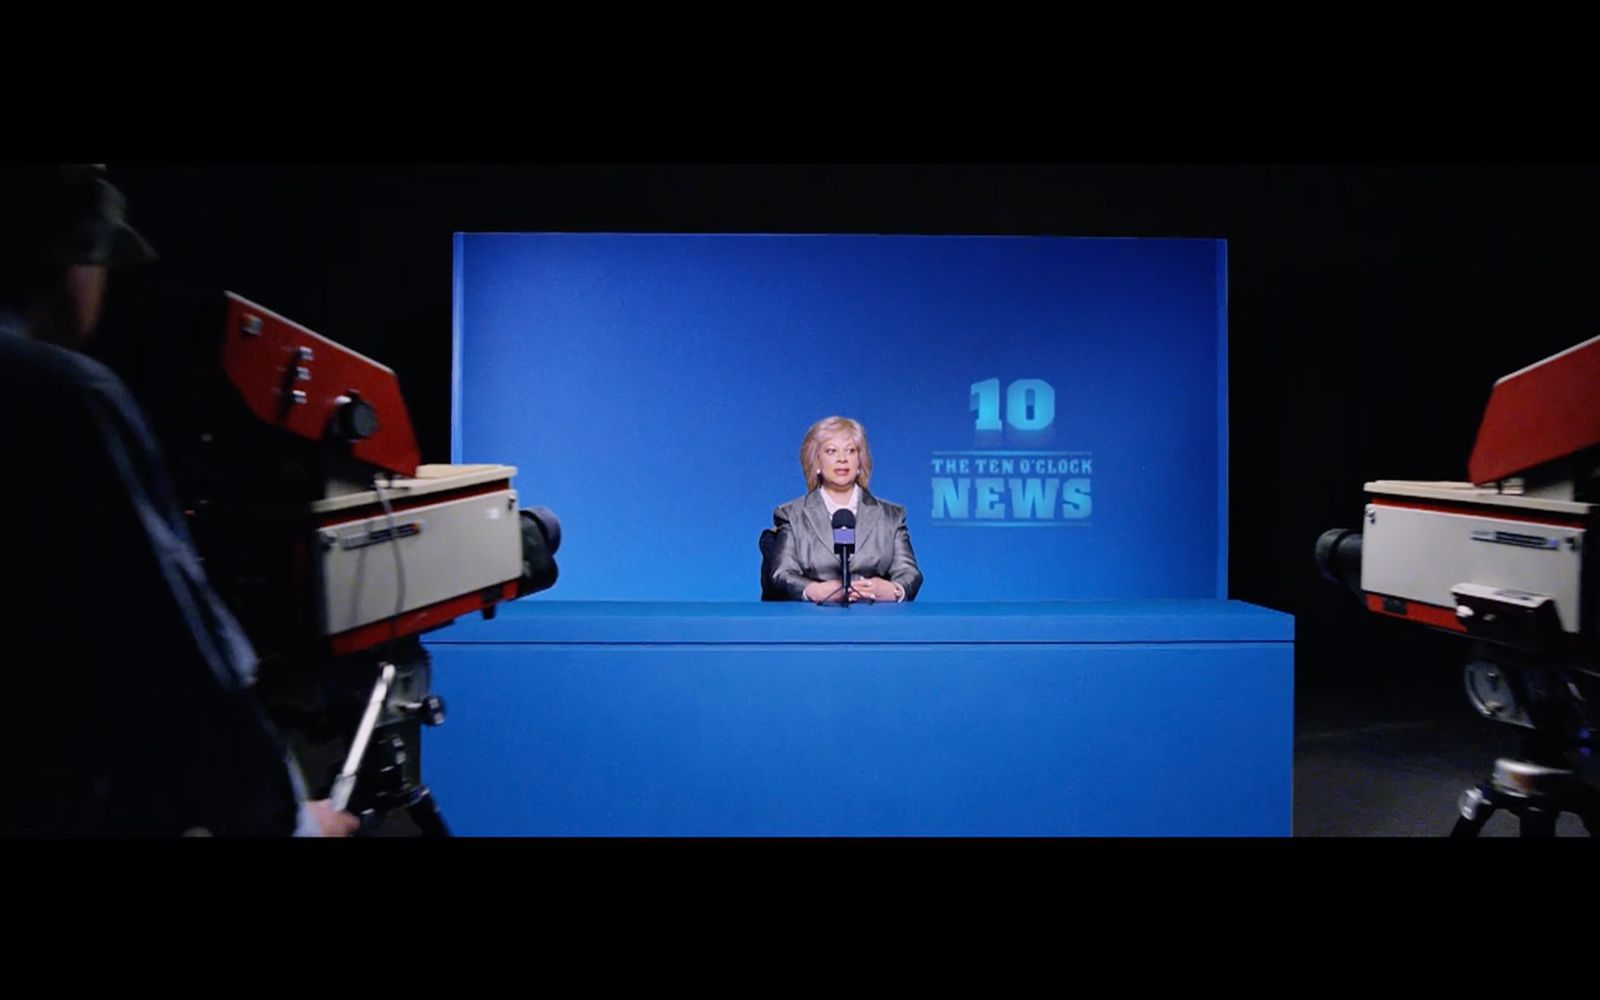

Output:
xmin=0 ymin=163 xmax=157 ymax=268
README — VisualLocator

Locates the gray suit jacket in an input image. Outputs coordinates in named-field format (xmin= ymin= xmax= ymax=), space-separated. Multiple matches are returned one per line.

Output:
xmin=770 ymin=488 xmax=923 ymax=601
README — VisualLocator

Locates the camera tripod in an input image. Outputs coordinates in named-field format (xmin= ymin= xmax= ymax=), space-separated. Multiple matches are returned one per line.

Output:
xmin=332 ymin=652 xmax=454 ymax=837
xmin=1451 ymin=752 xmax=1600 ymax=837
xmin=261 ymin=638 xmax=453 ymax=837
xmin=1451 ymin=657 xmax=1600 ymax=837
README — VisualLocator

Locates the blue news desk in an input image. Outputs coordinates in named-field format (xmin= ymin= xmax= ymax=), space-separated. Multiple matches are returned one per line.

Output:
xmin=418 ymin=600 xmax=1294 ymax=836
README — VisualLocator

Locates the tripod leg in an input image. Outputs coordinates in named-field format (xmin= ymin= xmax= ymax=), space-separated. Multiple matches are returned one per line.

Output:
xmin=1451 ymin=786 xmax=1494 ymax=838
xmin=1519 ymin=808 xmax=1558 ymax=838
xmin=1567 ymin=783 xmax=1600 ymax=837
xmin=404 ymin=786 xmax=452 ymax=837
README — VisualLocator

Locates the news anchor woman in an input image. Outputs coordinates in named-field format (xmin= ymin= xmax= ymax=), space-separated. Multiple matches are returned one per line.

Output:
xmin=770 ymin=416 xmax=923 ymax=603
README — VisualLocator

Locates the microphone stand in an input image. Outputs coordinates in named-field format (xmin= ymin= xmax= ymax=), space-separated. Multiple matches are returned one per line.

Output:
xmin=818 ymin=549 xmax=854 ymax=605
xmin=821 ymin=503 xmax=863 ymax=606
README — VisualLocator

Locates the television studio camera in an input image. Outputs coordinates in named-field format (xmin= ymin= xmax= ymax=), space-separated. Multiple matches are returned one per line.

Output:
xmin=100 ymin=291 xmax=560 ymax=836
xmin=1316 ymin=334 xmax=1599 ymax=836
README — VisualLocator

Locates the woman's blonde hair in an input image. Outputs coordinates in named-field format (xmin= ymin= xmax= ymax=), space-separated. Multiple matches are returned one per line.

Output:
xmin=799 ymin=416 xmax=872 ymax=492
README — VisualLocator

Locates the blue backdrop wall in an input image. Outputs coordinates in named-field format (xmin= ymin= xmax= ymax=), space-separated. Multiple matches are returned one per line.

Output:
xmin=452 ymin=233 xmax=1227 ymax=601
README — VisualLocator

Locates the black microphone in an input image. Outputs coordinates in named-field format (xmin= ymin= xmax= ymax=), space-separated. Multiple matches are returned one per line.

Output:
xmin=831 ymin=509 xmax=856 ymax=603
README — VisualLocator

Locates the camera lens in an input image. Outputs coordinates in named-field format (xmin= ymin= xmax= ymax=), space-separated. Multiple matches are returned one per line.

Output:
xmin=1315 ymin=528 xmax=1363 ymax=594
